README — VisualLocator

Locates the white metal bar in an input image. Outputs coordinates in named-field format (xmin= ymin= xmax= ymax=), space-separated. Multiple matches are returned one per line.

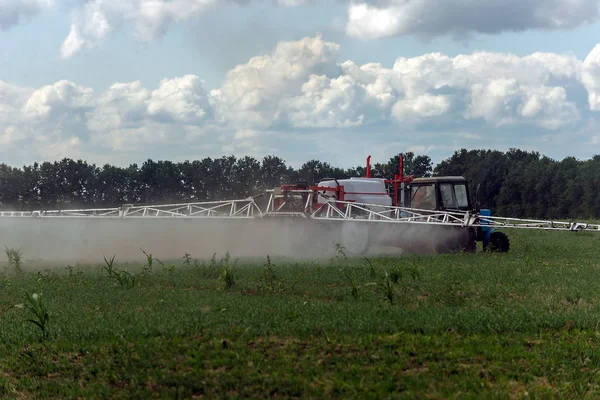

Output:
xmin=2 ymin=196 xmax=600 ymax=233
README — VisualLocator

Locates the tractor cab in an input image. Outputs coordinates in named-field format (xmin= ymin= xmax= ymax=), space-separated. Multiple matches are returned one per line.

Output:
xmin=404 ymin=176 xmax=473 ymax=212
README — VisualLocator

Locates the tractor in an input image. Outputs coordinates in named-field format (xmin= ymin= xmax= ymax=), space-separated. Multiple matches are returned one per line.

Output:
xmin=403 ymin=175 xmax=510 ymax=253
xmin=275 ymin=153 xmax=511 ymax=255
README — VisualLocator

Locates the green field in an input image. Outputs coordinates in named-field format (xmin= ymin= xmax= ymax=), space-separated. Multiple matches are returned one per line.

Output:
xmin=2 ymin=228 xmax=600 ymax=398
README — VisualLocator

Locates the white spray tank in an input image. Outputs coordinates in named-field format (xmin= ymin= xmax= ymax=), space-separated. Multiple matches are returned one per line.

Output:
xmin=316 ymin=177 xmax=392 ymax=213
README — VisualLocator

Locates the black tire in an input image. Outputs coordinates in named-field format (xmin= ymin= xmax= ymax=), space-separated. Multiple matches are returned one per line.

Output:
xmin=463 ymin=228 xmax=478 ymax=253
xmin=434 ymin=227 xmax=476 ymax=254
xmin=486 ymin=231 xmax=510 ymax=253
xmin=340 ymin=221 xmax=370 ymax=256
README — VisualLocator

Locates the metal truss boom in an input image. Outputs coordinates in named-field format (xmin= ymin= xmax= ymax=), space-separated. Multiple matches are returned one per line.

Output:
xmin=0 ymin=190 xmax=599 ymax=233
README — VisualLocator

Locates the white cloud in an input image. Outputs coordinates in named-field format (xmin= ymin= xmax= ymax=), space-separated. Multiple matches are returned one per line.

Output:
xmin=582 ymin=44 xmax=600 ymax=111
xmin=391 ymin=94 xmax=452 ymax=122
xmin=3 ymin=0 xmax=600 ymax=62
xmin=33 ymin=136 xmax=83 ymax=161
xmin=276 ymin=0 xmax=313 ymax=6
xmin=59 ymin=0 xmax=313 ymax=59
xmin=465 ymin=79 xmax=580 ymax=129
xmin=0 ymin=81 xmax=31 ymax=123
xmin=0 ymin=0 xmax=53 ymax=30
xmin=0 ymin=126 xmax=27 ymax=146
xmin=60 ymin=0 xmax=220 ymax=58
xmin=22 ymin=80 xmax=94 ymax=121
xmin=87 ymin=81 xmax=151 ymax=132
xmin=345 ymin=0 xmax=600 ymax=39
xmin=147 ymin=75 xmax=211 ymax=124
xmin=210 ymin=34 xmax=342 ymax=128
xmin=213 ymin=38 xmax=584 ymax=131
xmin=1 ymin=35 xmax=600 ymax=165
xmin=234 ymin=130 xmax=261 ymax=140
xmin=87 ymin=76 xmax=213 ymax=151
xmin=282 ymin=74 xmax=367 ymax=128
xmin=457 ymin=133 xmax=482 ymax=140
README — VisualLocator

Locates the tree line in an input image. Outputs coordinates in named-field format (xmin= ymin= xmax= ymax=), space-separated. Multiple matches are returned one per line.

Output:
xmin=0 ymin=148 xmax=597 ymax=220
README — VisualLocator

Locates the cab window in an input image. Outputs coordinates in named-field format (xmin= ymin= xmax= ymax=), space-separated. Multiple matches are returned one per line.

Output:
xmin=454 ymin=184 xmax=469 ymax=208
xmin=411 ymin=184 xmax=436 ymax=209
xmin=439 ymin=183 xmax=456 ymax=208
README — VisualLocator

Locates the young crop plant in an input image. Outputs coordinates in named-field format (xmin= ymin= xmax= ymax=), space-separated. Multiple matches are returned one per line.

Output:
xmin=102 ymin=254 xmax=116 ymax=276
xmin=389 ymin=265 xmax=402 ymax=284
xmin=345 ymin=270 xmax=360 ymax=300
xmin=221 ymin=251 xmax=233 ymax=266
xmin=259 ymin=255 xmax=284 ymax=293
xmin=36 ymin=269 xmax=58 ymax=283
xmin=163 ymin=263 xmax=176 ymax=274
xmin=363 ymin=257 xmax=377 ymax=278
xmin=5 ymin=246 xmax=23 ymax=275
xmin=14 ymin=292 xmax=50 ymax=341
xmin=219 ymin=266 xmax=236 ymax=291
xmin=381 ymin=272 xmax=395 ymax=304
xmin=190 ymin=258 xmax=203 ymax=268
xmin=148 ymin=257 xmax=171 ymax=273
xmin=141 ymin=249 xmax=154 ymax=275
xmin=565 ymin=291 xmax=582 ymax=307
xmin=217 ymin=251 xmax=239 ymax=270
xmin=65 ymin=265 xmax=84 ymax=283
xmin=407 ymin=261 xmax=422 ymax=287
xmin=333 ymin=243 xmax=348 ymax=262
xmin=101 ymin=254 xmax=137 ymax=289
xmin=139 ymin=254 xmax=171 ymax=275
xmin=112 ymin=269 xmax=137 ymax=289
xmin=263 ymin=255 xmax=276 ymax=280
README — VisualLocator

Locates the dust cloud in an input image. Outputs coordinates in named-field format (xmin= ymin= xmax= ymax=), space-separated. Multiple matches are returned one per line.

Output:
xmin=0 ymin=217 xmax=349 ymax=268
xmin=0 ymin=216 xmax=469 ymax=269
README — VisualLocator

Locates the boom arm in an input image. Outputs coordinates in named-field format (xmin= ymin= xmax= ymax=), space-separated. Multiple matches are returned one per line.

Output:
xmin=2 ymin=191 xmax=599 ymax=233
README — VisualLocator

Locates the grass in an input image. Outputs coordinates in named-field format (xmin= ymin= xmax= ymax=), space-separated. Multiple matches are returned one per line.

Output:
xmin=2 ymin=228 xmax=600 ymax=398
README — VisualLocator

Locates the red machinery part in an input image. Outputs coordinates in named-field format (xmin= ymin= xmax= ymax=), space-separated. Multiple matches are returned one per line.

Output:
xmin=277 ymin=153 xmax=416 ymax=212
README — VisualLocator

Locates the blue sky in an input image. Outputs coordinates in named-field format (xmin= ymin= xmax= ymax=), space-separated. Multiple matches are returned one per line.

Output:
xmin=2 ymin=0 xmax=600 ymax=169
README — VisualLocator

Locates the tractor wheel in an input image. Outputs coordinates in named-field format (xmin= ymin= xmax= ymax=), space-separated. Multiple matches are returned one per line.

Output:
xmin=340 ymin=221 xmax=370 ymax=255
xmin=442 ymin=227 xmax=477 ymax=254
xmin=486 ymin=231 xmax=510 ymax=253
xmin=462 ymin=228 xmax=478 ymax=253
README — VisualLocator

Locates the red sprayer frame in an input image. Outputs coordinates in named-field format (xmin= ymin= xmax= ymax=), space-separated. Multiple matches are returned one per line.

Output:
xmin=275 ymin=154 xmax=415 ymax=213
xmin=365 ymin=153 xmax=414 ymax=206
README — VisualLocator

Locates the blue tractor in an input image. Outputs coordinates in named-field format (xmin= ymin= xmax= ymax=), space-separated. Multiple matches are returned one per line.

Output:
xmin=403 ymin=176 xmax=510 ymax=253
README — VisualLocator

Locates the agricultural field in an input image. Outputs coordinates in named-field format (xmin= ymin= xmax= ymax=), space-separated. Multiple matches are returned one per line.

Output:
xmin=2 ymin=228 xmax=600 ymax=398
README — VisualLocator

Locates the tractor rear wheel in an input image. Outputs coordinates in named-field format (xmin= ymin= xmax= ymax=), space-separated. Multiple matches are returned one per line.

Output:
xmin=433 ymin=227 xmax=475 ymax=254
xmin=463 ymin=228 xmax=477 ymax=253
xmin=486 ymin=231 xmax=510 ymax=253
xmin=340 ymin=221 xmax=370 ymax=255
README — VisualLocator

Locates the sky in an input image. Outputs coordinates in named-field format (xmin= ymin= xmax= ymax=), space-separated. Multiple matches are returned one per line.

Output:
xmin=2 ymin=0 xmax=600 ymax=169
